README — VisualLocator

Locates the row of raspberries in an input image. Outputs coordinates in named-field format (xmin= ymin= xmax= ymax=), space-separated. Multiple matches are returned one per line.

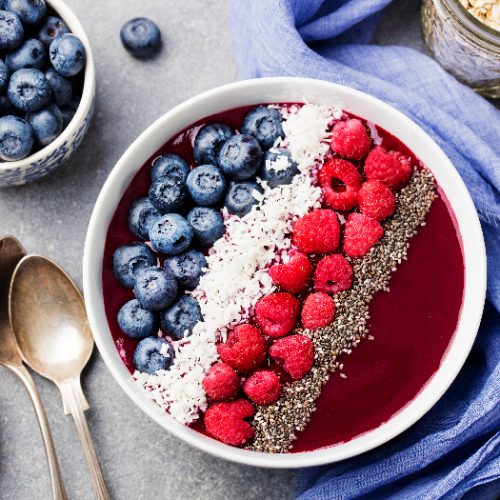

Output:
xmin=202 ymin=117 xmax=413 ymax=447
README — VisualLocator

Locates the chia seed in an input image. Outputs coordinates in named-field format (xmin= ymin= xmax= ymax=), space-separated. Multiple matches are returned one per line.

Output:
xmin=247 ymin=168 xmax=436 ymax=453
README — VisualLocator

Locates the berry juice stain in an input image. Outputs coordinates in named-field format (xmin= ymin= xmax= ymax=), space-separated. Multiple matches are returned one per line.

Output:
xmin=102 ymin=104 xmax=464 ymax=452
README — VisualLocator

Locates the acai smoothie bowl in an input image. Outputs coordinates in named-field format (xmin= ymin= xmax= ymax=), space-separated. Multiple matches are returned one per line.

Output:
xmin=83 ymin=77 xmax=486 ymax=468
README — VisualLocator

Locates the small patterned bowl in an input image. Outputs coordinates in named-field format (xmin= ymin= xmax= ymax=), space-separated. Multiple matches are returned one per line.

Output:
xmin=0 ymin=0 xmax=96 ymax=187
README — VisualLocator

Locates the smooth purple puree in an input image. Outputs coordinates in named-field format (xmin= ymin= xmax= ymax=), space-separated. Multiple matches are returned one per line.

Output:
xmin=102 ymin=103 xmax=464 ymax=452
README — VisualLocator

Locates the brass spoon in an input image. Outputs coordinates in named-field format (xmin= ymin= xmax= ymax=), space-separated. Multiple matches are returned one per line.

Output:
xmin=0 ymin=237 xmax=67 ymax=500
xmin=9 ymin=255 xmax=110 ymax=500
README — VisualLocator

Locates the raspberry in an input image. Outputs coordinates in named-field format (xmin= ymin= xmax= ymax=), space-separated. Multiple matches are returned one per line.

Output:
xmin=269 ymin=334 xmax=315 ymax=380
xmin=330 ymin=118 xmax=372 ymax=160
xmin=343 ymin=213 xmax=384 ymax=258
xmin=314 ymin=254 xmax=353 ymax=294
xmin=358 ymin=180 xmax=396 ymax=221
xmin=243 ymin=370 xmax=282 ymax=405
xmin=268 ymin=251 xmax=312 ymax=293
xmin=218 ymin=324 xmax=266 ymax=373
xmin=301 ymin=292 xmax=336 ymax=330
xmin=318 ymin=159 xmax=362 ymax=211
xmin=204 ymin=399 xmax=254 ymax=446
xmin=364 ymin=146 xmax=412 ymax=190
xmin=292 ymin=209 xmax=340 ymax=254
xmin=254 ymin=292 xmax=300 ymax=338
xmin=202 ymin=362 xmax=241 ymax=401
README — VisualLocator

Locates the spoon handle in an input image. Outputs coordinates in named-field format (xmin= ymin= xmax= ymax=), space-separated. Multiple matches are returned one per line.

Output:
xmin=60 ymin=378 xmax=110 ymax=500
xmin=5 ymin=363 xmax=68 ymax=500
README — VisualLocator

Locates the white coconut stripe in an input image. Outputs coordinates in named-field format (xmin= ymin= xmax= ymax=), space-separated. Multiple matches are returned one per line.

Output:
xmin=133 ymin=103 xmax=336 ymax=424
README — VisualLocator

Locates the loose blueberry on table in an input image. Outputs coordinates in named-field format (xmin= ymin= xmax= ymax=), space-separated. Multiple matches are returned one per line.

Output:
xmin=0 ymin=0 xmax=86 ymax=162
xmin=104 ymin=102 xmax=464 ymax=453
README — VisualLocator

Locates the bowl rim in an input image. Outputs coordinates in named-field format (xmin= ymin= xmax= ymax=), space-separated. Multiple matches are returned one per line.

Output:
xmin=83 ymin=77 xmax=486 ymax=468
xmin=0 ymin=0 xmax=96 ymax=172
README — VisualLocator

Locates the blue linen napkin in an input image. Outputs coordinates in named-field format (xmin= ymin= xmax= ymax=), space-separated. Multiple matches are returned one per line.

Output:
xmin=230 ymin=1 xmax=500 ymax=498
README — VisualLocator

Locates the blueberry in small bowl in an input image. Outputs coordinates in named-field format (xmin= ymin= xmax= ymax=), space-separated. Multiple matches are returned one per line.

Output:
xmin=120 ymin=17 xmax=162 ymax=59
xmin=160 ymin=296 xmax=202 ymax=341
xmin=133 ymin=336 xmax=174 ymax=374
xmin=117 ymin=299 xmax=159 ymax=339
xmin=149 ymin=213 xmax=194 ymax=255
xmin=186 ymin=164 xmax=227 ymax=206
xmin=5 ymin=38 xmax=45 ymax=71
xmin=186 ymin=206 xmax=225 ymax=248
xmin=49 ymin=33 xmax=85 ymax=77
xmin=0 ymin=114 xmax=33 ymax=160
xmin=37 ymin=15 xmax=69 ymax=46
xmin=225 ymin=180 xmax=261 ymax=217
xmin=193 ymin=123 xmax=233 ymax=165
xmin=112 ymin=242 xmax=157 ymax=289
xmin=164 ymin=249 xmax=207 ymax=290
xmin=26 ymin=104 xmax=63 ymax=147
xmin=0 ymin=0 xmax=95 ymax=187
xmin=3 ymin=0 xmax=47 ymax=25
xmin=218 ymin=134 xmax=262 ymax=180
xmin=151 ymin=153 xmax=190 ymax=183
xmin=7 ymin=68 xmax=51 ymax=112
xmin=133 ymin=267 xmax=178 ymax=311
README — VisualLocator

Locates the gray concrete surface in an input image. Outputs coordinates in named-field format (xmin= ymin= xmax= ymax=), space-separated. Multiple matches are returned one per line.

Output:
xmin=0 ymin=1 xmax=423 ymax=499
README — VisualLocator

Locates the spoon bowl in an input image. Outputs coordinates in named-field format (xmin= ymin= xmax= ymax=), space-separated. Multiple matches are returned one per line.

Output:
xmin=9 ymin=255 xmax=93 ymax=385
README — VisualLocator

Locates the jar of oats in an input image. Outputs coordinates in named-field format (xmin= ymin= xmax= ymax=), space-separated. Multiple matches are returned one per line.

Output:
xmin=421 ymin=0 xmax=500 ymax=98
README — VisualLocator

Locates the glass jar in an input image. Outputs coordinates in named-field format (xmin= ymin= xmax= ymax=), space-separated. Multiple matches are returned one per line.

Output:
xmin=421 ymin=0 xmax=500 ymax=98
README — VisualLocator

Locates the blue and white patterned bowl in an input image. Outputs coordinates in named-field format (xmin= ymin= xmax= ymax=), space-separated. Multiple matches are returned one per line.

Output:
xmin=0 ymin=0 xmax=96 ymax=187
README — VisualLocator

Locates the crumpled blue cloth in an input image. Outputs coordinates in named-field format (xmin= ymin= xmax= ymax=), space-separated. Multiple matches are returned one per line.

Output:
xmin=230 ymin=1 xmax=500 ymax=498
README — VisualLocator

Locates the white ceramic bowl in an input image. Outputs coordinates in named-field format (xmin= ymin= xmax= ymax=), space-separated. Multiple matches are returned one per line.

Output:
xmin=83 ymin=77 xmax=486 ymax=468
xmin=0 ymin=0 xmax=96 ymax=187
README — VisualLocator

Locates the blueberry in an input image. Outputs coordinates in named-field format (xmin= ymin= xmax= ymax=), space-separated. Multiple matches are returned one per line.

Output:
xmin=160 ymin=296 xmax=202 ymax=340
xmin=241 ymin=106 xmax=284 ymax=150
xmin=120 ymin=17 xmax=161 ymax=58
xmin=133 ymin=336 xmax=174 ymax=374
xmin=128 ymin=197 xmax=161 ymax=240
xmin=149 ymin=213 xmax=193 ymax=255
xmin=0 ymin=59 xmax=9 ymax=92
xmin=151 ymin=153 xmax=190 ymax=183
xmin=60 ymin=106 xmax=74 ymax=127
xmin=164 ymin=249 xmax=207 ymax=290
xmin=117 ymin=299 xmax=159 ymax=339
xmin=259 ymin=148 xmax=299 ymax=188
xmin=50 ymin=34 xmax=85 ymax=77
xmin=0 ymin=10 xmax=24 ymax=52
xmin=0 ymin=115 xmax=33 ymax=160
xmin=3 ymin=0 xmax=46 ymax=25
xmin=5 ymin=39 xmax=45 ymax=71
xmin=112 ymin=242 xmax=157 ymax=289
xmin=26 ymin=104 xmax=62 ymax=147
xmin=186 ymin=206 xmax=225 ymax=248
xmin=217 ymin=134 xmax=262 ymax=180
xmin=186 ymin=164 xmax=227 ymax=206
xmin=193 ymin=123 xmax=233 ymax=165
xmin=224 ymin=180 xmax=261 ymax=217
xmin=133 ymin=266 xmax=178 ymax=311
xmin=37 ymin=15 xmax=69 ymax=47
xmin=45 ymin=68 xmax=72 ymax=107
xmin=148 ymin=175 xmax=187 ymax=214
xmin=7 ymin=68 xmax=51 ymax=112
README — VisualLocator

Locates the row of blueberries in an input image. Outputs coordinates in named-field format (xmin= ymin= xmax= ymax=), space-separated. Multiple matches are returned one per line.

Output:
xmin=112 ymin=106 xmax=301 ymax=375
xmin=0 ymin=1 xmax=86 ymax=161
